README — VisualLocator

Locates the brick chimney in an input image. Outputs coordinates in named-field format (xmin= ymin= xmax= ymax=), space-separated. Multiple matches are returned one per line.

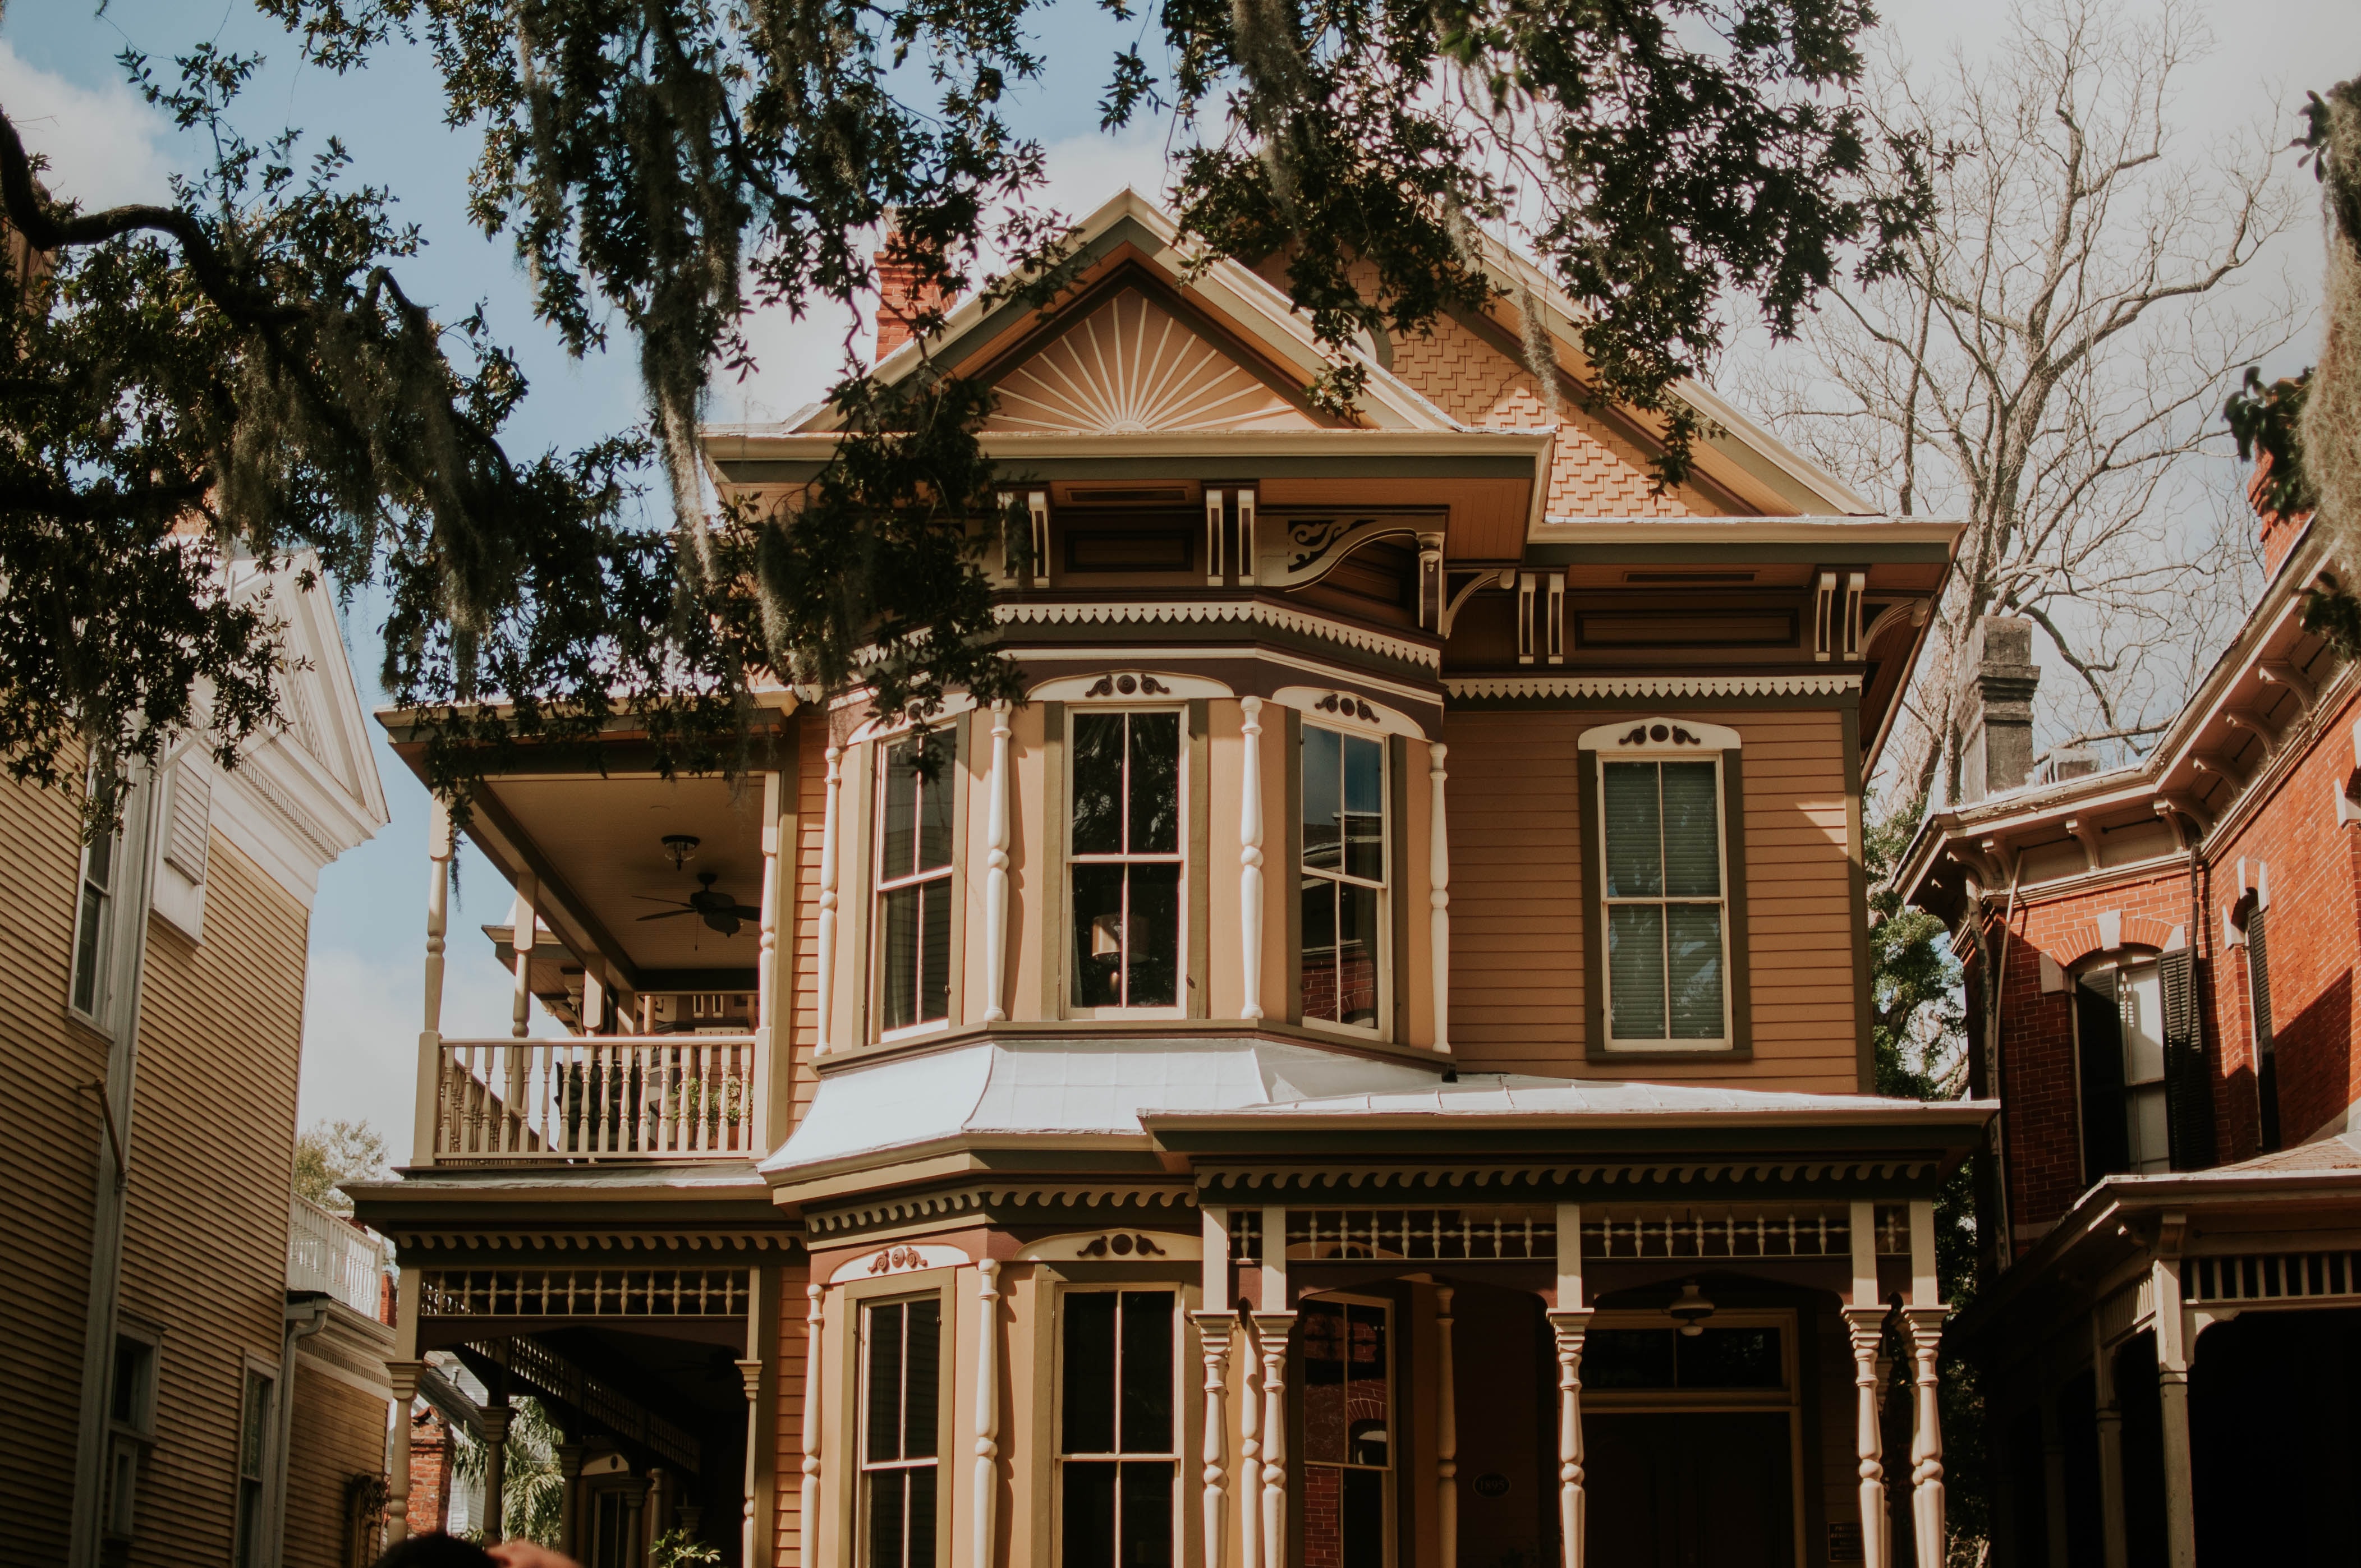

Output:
xmin=405 ymin=1409 xmax=454 ymax=1537
xmin=1956 ymin=616 xmax=2040 ymax=802
xmin=874 ymin=231 xmax=947 ymax=363
xmin=2248 ymin=452 xmax=2313 ymax=580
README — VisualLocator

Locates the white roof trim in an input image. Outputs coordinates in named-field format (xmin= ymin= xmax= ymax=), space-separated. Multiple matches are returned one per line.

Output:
xmin=1448 ymin=673 xmax=1859 ymax=700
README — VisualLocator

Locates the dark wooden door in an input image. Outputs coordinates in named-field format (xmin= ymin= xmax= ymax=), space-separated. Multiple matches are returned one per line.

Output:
xmin=1584 ymin=1411 xmax=1794 ymax=1568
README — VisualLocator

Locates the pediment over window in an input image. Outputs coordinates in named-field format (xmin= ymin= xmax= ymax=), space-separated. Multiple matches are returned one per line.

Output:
xmin=982 ymin=288 xmax=1320 ymax=435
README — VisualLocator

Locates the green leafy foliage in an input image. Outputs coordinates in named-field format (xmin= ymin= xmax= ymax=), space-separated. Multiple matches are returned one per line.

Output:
xmin=3 ymin=0 xmax=1919 ymax=825
xmin=2224 ymin=367 xmax=2317 ymax=520
xmin=448 ymin=1396 xmax=568 ymax=1543
xmin=292 ymin=1118 xmax=389 ymax=1210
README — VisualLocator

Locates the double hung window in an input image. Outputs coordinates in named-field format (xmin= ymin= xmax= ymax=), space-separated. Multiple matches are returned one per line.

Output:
xmin=102 ymin=1332 xmax=158 ymax=1539
xmin=878 ymin=734 xmax=955 ymax=1034
xmin=861 ymin=1298 xmax=942 ymax=1568
xmin=1301 ymin=1297 xmax=1393 ymax=1568
xmin=1600 ymin=757 xmax=1728 ymax=1047
xmin=1071 ymin=712 xmax=1183 ymax=1011
xmin=1058 ymin=1290 xmax=1175 ymax=1568
xmin=72 ymin=818 xmax=118 ymax=1020
xmin=231 ymin=1365 xmax=274 ymax=1568
xmin=1301 ymin=726 xmax=1387 ymax=1029
xmin=2249 ymin=907 xmax=2281 ymax=1149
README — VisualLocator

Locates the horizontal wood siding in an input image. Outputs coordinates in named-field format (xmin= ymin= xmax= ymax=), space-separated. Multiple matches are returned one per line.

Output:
xmin=770 ymin=1263 xmax=812 ymax=1566
xmin=0 ymin=771 xmax=109 ymax=1562
xmin=1447 ymin=708 xmax=1859 ymax=1091
xmin=284 ymin=1365 xmax=390 ymax=1568
xmin=788 ymin=720 xmax=826 ymax=1127
xmin=120 ymin=833 xmax=311 ymax=1568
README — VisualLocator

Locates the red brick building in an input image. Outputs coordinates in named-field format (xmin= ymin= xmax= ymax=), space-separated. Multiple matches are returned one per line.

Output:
xmin=1901 ymin=508 xmax=2361 ymax=1566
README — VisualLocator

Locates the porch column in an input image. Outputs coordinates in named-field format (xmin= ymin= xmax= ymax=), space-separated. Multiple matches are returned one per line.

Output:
xmin=506 ymin=870 xmax=537 ymax=1154
xmin=815 ymin=743 xmax=844 ymax=1056
xmin=1238 ymin=1317 xmax=1263 ymax=1568
xmin=480 ymin=1387 xmax=511 ymax=1540
xmin=1903 ymin=1200 xmax=1946 ymax=1568
xmin=413 ymin=797 xmax=453 ymax=1166
xmin=984 ymin=701 xmax=1013 ymax=1020
xmin=2092 ymin=1322 xmax=2128 ymax=1568
xmin=1250 ymin=1311 xmax=1295 ymax=1568
xmin=384 ymin=1359 xmax=423 ymax=1545
xmin=973 ymin=1259 xmax=1002 ymax=1568
xmin=1548 ymin=1202 xmax=1591 ymax=1568
xmin=1239 ymin=697 xmax=1266 ymax=1020
xmin=2151 ymin=1249 xmax=2198 ymax=1568
xmin=1428 ymin=741 xmax=1451 ymax=1052
xmin=623 ymin=1473 xmax=647 ymax=1564
xmin=556 ymin=1441 xmax=586 ymax=1560
xmin=1191 ymin=1207 xmax=1233 ymax=1568
xmin=802 ymin=1284 xmax=826 ymax=1568
xmin=1436 ymin=1285 xmax=1459 ymax=1568
xmin=753 ymin=769 xmax=785 ymax=1153
xmin=1845 ymin=1201 xmax=1890 ymax=1568
xmin=737 ymin=1357 xmax=764 ymax=1564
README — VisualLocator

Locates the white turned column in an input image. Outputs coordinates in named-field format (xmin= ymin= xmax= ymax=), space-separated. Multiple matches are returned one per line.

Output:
xmin=1437 ymin=1285 xmax=1459 ymax=1568
xmin=1903 ymin=1308 xmax=1946 ymax=1568
xmin=984 ymin=702 xmax=1013 ymax=1021
xmin=1191 ymin=1309 xmax=1234 ymax=1568
xmin=1239 ymin=698 xmax=1266 ymax=1020
xmin=1847 ymin=1200 xmax=1889 ymax=1568
xmin=815 ymin=744 xmax=844 ymax=1056
xmin=2152 ymin=1254 xmax=2197 ymax=1568
xmin=1251 ymin=1312 xmax=1294 ymax=1568
xmin=973 ymin=1259 xmax=1002 ymax=1568
xmin=1239 ymin=1316 xmax=1263 ymax=1568
xmin=754 ymin=770 xmax=784 ymax=1153
xmin=511 ymin=870 xmax=538 ymax=1038
xmin=414 ymin=798 xmax=454 ymax=1166
xmin=1428 ymin=741 xmax=1451 ymax=1052
xmin=802 ymin=1284 xmax=825 ymax=1568
xmin=555 ymin=1443 xmax=585 ymax=1558
xmin=385 ymin=1359 xmax=422 ymax=1544
xmin=1545 ymin=1311 xmax=1592 ymax=1568
xmin=737 ymin=1357 xmax=764 ymax=1564
xmin=480 ymin=1397 xmax=512 ymax=1539
xmin=2093 ymin=1323 xmax=2128 ymax=1568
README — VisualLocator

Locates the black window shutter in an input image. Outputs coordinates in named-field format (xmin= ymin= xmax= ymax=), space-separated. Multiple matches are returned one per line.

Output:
xmin=2076 ymin=968 xmax=2131 ymax=1182
xmin=2158 ymin=948 xmax=2213 ymax=1171
xmin=2251 ymin=908 xmax=2281 ymax=1149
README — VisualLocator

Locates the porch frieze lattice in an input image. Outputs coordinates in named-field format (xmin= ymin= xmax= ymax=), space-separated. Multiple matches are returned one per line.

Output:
xmin=2183 ymin=1249 xmax=2361 ymax=1307
xmin=420 ymin=1266 xmax=752 ymax=1319
xmin=1223 ymin=1203 xmax=1913 ymax=1262
xmin=1195 ymin=1160 xmax=1941 ymax=1192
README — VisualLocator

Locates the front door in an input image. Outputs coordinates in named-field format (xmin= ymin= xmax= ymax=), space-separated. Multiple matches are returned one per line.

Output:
xmin=1586 ymin=1411 xmax=1794 ymax=1568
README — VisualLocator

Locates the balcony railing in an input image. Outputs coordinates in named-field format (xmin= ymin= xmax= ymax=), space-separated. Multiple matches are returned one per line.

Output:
xmin=287 ymin=1193 xmax=391 ymax=1317
xmin=424 ymin=1036 xmax=761 ymax=1162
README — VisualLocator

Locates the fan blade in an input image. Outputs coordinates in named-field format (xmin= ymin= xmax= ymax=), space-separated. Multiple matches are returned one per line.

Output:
xmin=632 ymin=895 xmax=695 ymax=907
xmin=637 ymin=908 xmax=698 ymax=922
xmin=727 ymin=903 xmax=762 ymax=921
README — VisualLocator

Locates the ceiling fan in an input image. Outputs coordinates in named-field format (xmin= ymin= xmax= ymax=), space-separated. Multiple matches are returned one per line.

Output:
xmin=635 ymin=872 xmax=761 ymax=937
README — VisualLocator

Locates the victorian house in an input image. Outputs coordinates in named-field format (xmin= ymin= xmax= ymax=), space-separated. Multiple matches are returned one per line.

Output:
xmin=2 ymin=553 xmax=394 ymax=1568
xmin=353 ymin=188 xmax=1987 ymax=1568
xmin=1901 ymin=488 xmax=2361 ymax=1564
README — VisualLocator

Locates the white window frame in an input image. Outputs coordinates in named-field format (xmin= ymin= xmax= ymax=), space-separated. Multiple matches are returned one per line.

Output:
xmin=1297 ymin=1290 xmax=1399 ymax=1568
xmin=102 ymin=1323 xmax=163 ymax=1542
xmin=1051 ymin=1285 xmax=1184 ymax=1568
xmin=70 ymin=813 xmax=122 ymax=1028
xmin=1589 ymin=723 xmax=1738 ymax=1053
xmin=2070 ymin=951 xmax=2173 ymax=1178
xmin=857 ymin=1293 xmax=945 ymax=1568
xmin=231 ymin=1357 xmax=277 ymax=1568
xmin=1065 ymin=706 xmax=1189 ymax=1019
xmin=872 ymin=729 xmax=958 ymax=1043
xmin=1297 ymin=722 xmax=1391 ymax=1038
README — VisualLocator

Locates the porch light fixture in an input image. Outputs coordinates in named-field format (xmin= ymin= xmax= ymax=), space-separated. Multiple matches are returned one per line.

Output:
xmin=1669 ymin=1280 xmax=1715 ymax=1336
xmin=662 ymin=834 xmax=701 ymax=870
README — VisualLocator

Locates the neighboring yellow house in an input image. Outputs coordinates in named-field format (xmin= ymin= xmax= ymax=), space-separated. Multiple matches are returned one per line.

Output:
xmin=0 ymin=555 xmax=392 ymax=1567
xmin=356 ymin=190 xmax=1992 ymax=1568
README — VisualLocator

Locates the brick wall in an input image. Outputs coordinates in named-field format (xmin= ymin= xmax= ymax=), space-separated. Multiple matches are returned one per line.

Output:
xmin=405 ymin=1409 xmax=453 ymax=1538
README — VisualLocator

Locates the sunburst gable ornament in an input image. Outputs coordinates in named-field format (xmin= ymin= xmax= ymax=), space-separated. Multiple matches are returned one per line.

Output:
xmin=984 ymin=288 xmax=1317 ymax=435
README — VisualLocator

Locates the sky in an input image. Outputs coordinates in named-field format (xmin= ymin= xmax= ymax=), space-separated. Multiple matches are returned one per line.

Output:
xmin=4 ymin=0 xmax=2357 ymax=1139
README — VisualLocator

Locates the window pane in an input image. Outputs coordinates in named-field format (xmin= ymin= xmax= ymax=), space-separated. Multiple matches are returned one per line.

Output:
xmin=1062 ymin=1461 xmax=1118 ymax=1568
xmin=1063 ymin=1293 xmax=1118 ymax=1454
xmin=1338 ymin=882 xmax=1380 ymax=1027
xmin=1340 ymin=1468 xmax=1385 ymax=1568
xmin=866 ymin=1304 xmax=906 ymax=1463
xmin=1345 ymin=1304 xmax=1388 ymax=1465
xmin=73 ymin=886 xmax=104 ymax=1013
xmin=902 ymin=1299 xmax=939 ymax=1459
xmin=883 ymin=742 xmax=918 ymax=880
xmin=1676 ymin=1327 xmax=1783 ymax=1389
xmin=1666 ymin=904 xmax=1725 ymax=1040
xmin=1607 ymin=904 xmax=1666 ymax=1038
xmin=918 ymin=880 xmax=951 ymax=1026
xmin=1128 ymin=714 xmax=1180 ymax=855
xmin=917 ymin=741 xmax=954 ymax=873
xmin=2121 ymin=965 xmax=2165 ymax=1084
xmin=883 ymin=888 xmax=922 ymax=1031
xmin=1118 ymin=1292 xmax=1173 ymax=1454
xmin=1583 ymin=1328 xmax=1677 ymax=1389
xmin=1073 ymin=864 xmax=1126 ymax=1008
xmin=1125 ymin=864 xmax=1180 ymax=1009
xmin=1073 ymin=714 xmax=1124 ymax=856
xmin=1342 ymin=737 xmax=1384 ymax=883
xmin=88 ymin=827 xmax=113 ymax=892
xmin=1302 ymin=726 xmax=1342 ymax=872
xmin=1601 ymin=763 xmax=1662 ymax=898
xmin=1301 ymin=878 xmax=1339 ymax=1022
xmin=1302 ymin=1302 xmax=1347 ymax=1464
xmin=1119 ymin=1461 xmax=1174 ymax=1568
xmin=1660 ymin=761 xmax=1720 ymax=897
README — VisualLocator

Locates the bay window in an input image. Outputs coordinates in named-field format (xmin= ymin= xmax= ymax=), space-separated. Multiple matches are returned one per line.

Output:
xmin=1071 ymin=711 xmax=1183 ymax=1011
xmin=878 ymin=733 xmax=955 ymax=1034
xmin=861 ymin=1296 xmax=942 ymax=1568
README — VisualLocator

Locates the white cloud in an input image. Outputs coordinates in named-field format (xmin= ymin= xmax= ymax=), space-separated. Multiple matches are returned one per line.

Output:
xmin=0 ymin=41 xmax=173 ymax=211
